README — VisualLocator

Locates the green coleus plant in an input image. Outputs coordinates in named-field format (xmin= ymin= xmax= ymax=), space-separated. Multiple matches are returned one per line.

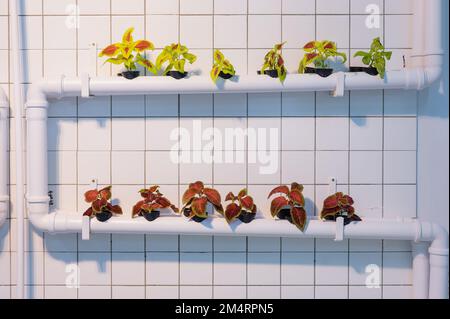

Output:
xmin=132 ymin=186 xmax=179 ymax=222
xmin=259 ymin=42 xmax=287 ymax=82
xmin=320 ymin=192 xmax=361 ymax=226
xmin=83 ymin=186 xmax=123 ymax=222
xmin=156 ymin=43 xmax=197 ymax=79
xmin=224 ymin=189 xmax=257 ymax=224
xmin=298 ymin=40 xmax=347 ymax=77
xmin=181 ymin=181 xmax=223 ymax=223
xmin=99 ymin=27 xmax=157 ymax=79
xmin=353 ymin=37 xmax=392 ymax=79
xmin=268 ymin=183 xmax=307 ymax=231
xmin=210 ymin=50 xmax=236 ymax=83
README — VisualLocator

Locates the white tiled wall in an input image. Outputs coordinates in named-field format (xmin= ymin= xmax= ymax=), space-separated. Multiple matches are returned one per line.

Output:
xmin=0 ymin=0 xmax=418 ymax=299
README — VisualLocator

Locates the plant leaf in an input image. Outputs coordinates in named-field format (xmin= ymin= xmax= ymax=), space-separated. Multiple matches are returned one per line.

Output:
xmin=214 ymin=50 xmax=224 ymax=63
xmin=203 ymin=188 xmax=222 ymax=207
xmin=268 ymin=185 xmax=290 ymax=198
xmin=289 ymin=190 xmax=305 ymax=207
xmin=270 ymin=196 xmax=289 ymax=217
xmin=240 ymin=196 xmax=254 ymax=211
xmin=132 ymin=200 xmax=145 ymax=218
xmin=224 ymin=203 xmax=241 ymax=223
xmin=134 ymin=40 xmax=154 ymax=52
xmin=291 ymin=206 xmax=307 ymax=231
xmin=191 ymin=197 xmax=208 ymax=218
xmin=109 ymin=204 xmax=123 ymax=215
xmin=84 ymin=189 xmax=99 ymax=203
xmin=99 ymin=186 xmax=112 ymax=201
xmin=99 ymin=44 xmax=121 ymax=57
xmin=225 ymin=192 xmax=236 ymax=202
xmin=122 ymin=27 xmax=134 ymax=43
xmin=183 ymin=52 xmax=197 ymax=64
xmin=83 ymin=207 xmax=93 ymax=217
xmin=210 ymin=65 xmax=221 ymax=83
xmin=182 ymin=188 xmax=197 ymax=205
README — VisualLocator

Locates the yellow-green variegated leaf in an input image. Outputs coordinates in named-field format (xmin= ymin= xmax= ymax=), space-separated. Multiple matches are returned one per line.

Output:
xmin=122 ymin=27 xmax=135 ymax=43
xmin=214 ymin=50 xmax=225 ymax=63
xmin=174 ymin=59 xmax=186 ymax=73
xmin=210 ymin=65 xmax=221 ymax=83
xmin=104 ymin=57 xmax=127 ymax=65
xmin=183 ymin=52 xmax=197 ymax=64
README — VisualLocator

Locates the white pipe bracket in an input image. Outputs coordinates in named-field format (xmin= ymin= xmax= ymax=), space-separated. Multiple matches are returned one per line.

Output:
xmin=82 ymin=215 xmax=91 ymax=240
xmin=332 ymin=72 xmax=345 ymax=97
xmin=328 ymin=177 xmax=337 ymax=194
xmin=81 ymin=73 xmax=91 ymax=98
xmin=335 ymin=217 xmax=345 ymax=241
xmin=89 ymin=43 xmax=98 ymax=77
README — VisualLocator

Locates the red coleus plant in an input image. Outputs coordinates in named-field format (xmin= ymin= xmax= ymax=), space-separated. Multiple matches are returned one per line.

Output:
xmin=132 ymin=186 xmax=179 ymax=219
xmin=83 ymin=186 xmax=123 ymax=221
xmin=224 ymin=189 xmax=257 ymax=224
xmin=182 ymin=181 xmax=223 ymax=220
xmin=320 ymin=192 xmax=361 ymax=225
xmin=268 ymin=183 xmax=307 ymax=231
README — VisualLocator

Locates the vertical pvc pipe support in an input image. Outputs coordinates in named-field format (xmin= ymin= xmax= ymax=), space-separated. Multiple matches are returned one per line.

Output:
xmin=0 ymin=89 xmax=9 ymax=227
xmin=412 ymin=242 xmax=430 ymax=299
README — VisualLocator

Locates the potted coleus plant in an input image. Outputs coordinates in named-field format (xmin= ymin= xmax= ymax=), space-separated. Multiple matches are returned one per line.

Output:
xmin=298 ymin=40 xmax=347 ymax=78
xmin=99 ymin=27 xmax=157 ymax=80
xmin=156 ymin=43 xmax=197 ymax=79
xmin=320 ymin=192 xmax=362 ymax=226
xmin=132 ymin=186 xmax=179 ymax=222
xmin=210 ymin=49 xmax=236 ymax=83
xmin=181 ymin=181 xmax=223 ymax=223
xmin=258 ymin=42 xmax=287 ymax=82
xmin=268 ymin=183 xmax=307 ymax=231
xmin=351 ymin=37 xmax=392 ymax=79
xmin=83 ymin=186 xmax=123 ymax=222
xmin=224 ymin=189 xmax=257 ymax=224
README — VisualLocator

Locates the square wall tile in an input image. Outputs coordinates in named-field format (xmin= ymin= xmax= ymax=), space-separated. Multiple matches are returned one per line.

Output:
xmin=180 ymin=0 xmax=213 ymax=14
xmin=214 ymin=93 xmax=247 ymax=117
xmin=147 ymin=286 xmax=179 ymax=299
xmin=47 ymin=119 xmax=77 ymax=151
xmin=281 ymin=286 xmax=314 ymax=299
xmin=213 ymin=151 xmax=247 ymax=184
xmin=180 ymin=253 xmax=213 ymax=285
xmin=146 ymin=235 xmax=179 ymax=252
xmin=316 ymin=92 xmax=349 ymax=117
xmin=383 ymin=185 xmax=417 ymax=218
xmin=112 ymin=96 xmax=145 ymax=117
xmin=282 ymin=118 xmax=315 ymax=150
xmin=111 ymin=253 xmax=145 ymax=285
xmin=349 ymin=252 xmax=382 ymax=285
xmin=146 ymin=0 xmax=178 ymax=14
xmin=78 ymin=253 xmax=111 ymax=286
xmin=281 ymin=151 xmax=315 ymax=185
xmin=350 ymin=15 xmax=384 ymax=48
xmin=44 ymin=16 xmax=77 ymax=49
xmin=112 ymin=118 xmax=145 ymax=151
xmin=214 ymin=15 xmax=247 ymax=49
xmin=281 ymin=252 xmax=314 ymax=285
xmin=214 ymin=286 xmax=247 ymax=299
xmin=79 ymin=97 xmax=111 ymax=118
xmin=214 ymin=253 xmax=246 ymax=285
xmin=180 ymin=286 xmax=213 ymax=299
xmin=316 ymin=15 xmax=350 ymax=48
xmin=384 ymin=151 xmax=416 ymax=184
xmin=112 ymin=234 xmax=145 ymax=252
xmin=180 ymin=236 xmax=212 ymax=252
xmin=78 ymin=0 xmax=110 ymax=14
xmin=112 ymin=151 xmax=145 ymax=185
xmin=384 ymin=118 xmax=417 ymax=151
xmin=249 ymin=0 xmax=281 ymax=14
xmin=315 ymin=151 xmax=349 ymax=184
xmin=146 ymin=252 xmax=179 ymax=285
xmin=248 ymin=253 xmax=280 ymax=285
xmin=350 ymin=91 xmax=383 ymax=116
xmin=79 ymin=286 xmax=111 ymax=299
xmin=180 ymin=94 xmax=213 ymax=117
xmin=317 ymin=0 xmax=349 ymax=14
xmin=78 ymin=16 xmax=110 ymax=50
xmin=180 ymin=16 xmax=213 ymax=49
xmin=282 ymin=93 xmax=315 ymax=117
xmin=383 ymin=252 xmax=412 ymax=285
xmin=315 ymin=253 xmax=348 ymax=285
xmin=316 ymin=118 xmax=349 ymax=151
xmin=44 ymin=253 xmax=77 ymax=285
xmin=78 ymin=152 xmax=111 ymax=185
xmin=214 ymin=236 xmax=246 ymax=252
xmin=146 ymin=95 xmax=179 ymax=117
xmin=78 ymin=118 xmax=111 ymax=151
xmin=350 ymin=151 xmax=383 ymax=184
xmin=248 ymin=15 xmax=281 ymax=48
xmin=349 ymin=185 xmax=383 ymax=219
xmin=248 ymin=286 xmax=280 ymax=299
xmin=147 ymin=15 xmax=179 ymax=48
xmin=350 ymin=118 xmax=383 ymax=151
xmin=282 ymin=15 xmax=315 ymax=49
xmin=146 ymin=118 xmax=179 ymax=151
xmin=112 ymin=286 xmax=146 ymax=299
xmin=112 ymin=0 xmax=144 ymax=14
xmin=315 ymin=286 xmax=348 ymax=299
xmin=248 ymin=93 xmax=281 ymax=117
xmin=146 ymin=151 xmax=179 ymax=184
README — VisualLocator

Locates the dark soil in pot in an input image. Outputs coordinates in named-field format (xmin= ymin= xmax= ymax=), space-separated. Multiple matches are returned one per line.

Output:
xmin=142 ymin=210 xmax=160 ymax=222
xmin=258 ymin=70 xmax=279 ymax=78
xmin=167 ymin=71 xmax=188 ymax=79
xmin=118 ymin=71 xmax=140 ymax=80
xmin=183 ymin=208 xmax=207 ymax=223
xmin=305 ymin=67 xmax=333 ymax=78
xmin=238 ymin=211 xmax=256 ymax=224
xmin=349 ymin=66 xmax=378 ymax=76
xmin=277 ymin=208 xmax=292 ymax=223
xmin=96 ymin=209 xmax=112 ymax=222
xmin=323 ymin=211 xmax=361 ymax=226
xmin=219 ymin=72 xmax=234 ymax=80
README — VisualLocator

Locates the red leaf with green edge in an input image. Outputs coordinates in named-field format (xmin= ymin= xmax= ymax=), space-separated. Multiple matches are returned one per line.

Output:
xmin=170 ymin=205 xmax=180 ymax=213
xmin=270 ymin=196 xmax=289 ymax=218
xmin=289 ymin=190 xmax=305 ymax=207
xmin=99 ymin=186 xmax=112 ymax=200
xmin=323 ymin=41 xmax=336 ymax=50
xmin=83 ymin=207 xmax=93 ymax=217
xmin=291 ymin=206 xmax=307 ymax=232
xmin=139 ymin=189 xmax=149 ymax=198
xmin=268 ymin=185 xmax=290 ymax=199
xmin=306 ymin=53 xmax=318 ymax=61
xmin=132 ymin=200 xmax=145 ymax=218
xmin=109 ymin=204 xmax=123 ymax=215
xmin=182 ymin=188 xmax=197 ymax=205
xmin=340 ymin=195 xmax=354 ymax=207
xmin=100 ymin=44 xmax=120 ymax=57
xmin=84 ymin=190 xmax=99 ymax=203
xmin=191 ymin=197 xmax=208 ymax=218
xmin=237 ymin=189 xmax=247 ymax=199
xmin=304 ymin=41 xmax=316 ymax=50
xmin=224 ymin=203 xmax=241 ymax=223
xmin=122 ymin=27 xmax=134 ymax=43
xmin=291 ymin=182 xmax=304 ymax=192
xmin=251 ymin=204 xmax=257 ymax=214
xmin=190 ymin=181 xmax=204 ymax=192
xmin=240 ymin=196 xmax=254 ymax=211
xmin=92 ymin=198 xmax=107 ymax=213
xmin=225 ymin=192 xmax=236 ymax=202
xmin=346 ymin=206 xmax=355 ymax=216
xmin=277 ymin=56 xmax=284 ymax=67
xmin=148 ymin=185 xmax=160 ymax=193
xmin=323 ymin=193 xmax=340 ymax=209
xmin=156 ymin=196 xmax=171 ymax=208
xmin=134 ymin=40 xmax=154 ymax=52
xmin=203 ymin=188 xmax=222 ymax=207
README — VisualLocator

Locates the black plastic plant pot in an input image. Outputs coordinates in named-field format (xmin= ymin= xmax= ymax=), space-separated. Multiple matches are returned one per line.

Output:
xmin=257 ymin=70 xmax=279 ymax=78
xmin=119 ymin=71 xmax=140 ymax=80
xmin=349 ymin=66 xmax=379 ymax=76
xmin=96 ymin=210 xmax=112 ymax=222
xmin=142 ymin=210 xmax=160 ymax=222
xmin=238 ymin=211 xmax=256 ymax=224
xmin=219 ymin=72 xmax=234 ymax=80
xmin=324 ymin=211 xmax=360 ymax=226
xmin=277 ymin=208 xmax=292 ymax=223
xmin=183 ymin=208 xmax=207 ymax=223
xmin=167 ymin=71 xmax=188 ymax=80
